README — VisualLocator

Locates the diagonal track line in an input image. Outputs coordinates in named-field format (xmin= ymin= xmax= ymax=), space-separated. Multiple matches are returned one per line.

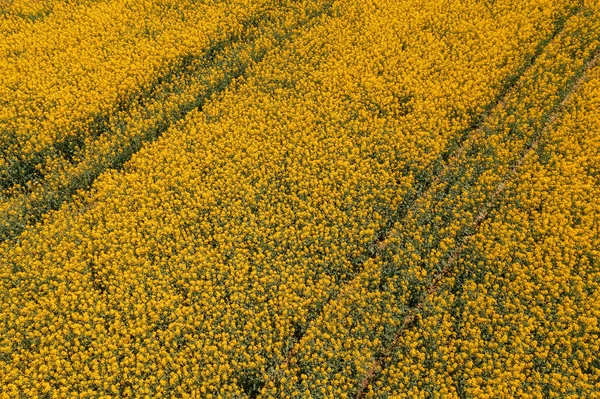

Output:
xmin=362 ymin=4 xmax=583 ymax=260
xmin=0 ymin=0 xmax=337 ymax=243
xmin=354 ymin=45 xmax=600 ymax=399
xmin=258 ymin=6 xmax=583 ymax=392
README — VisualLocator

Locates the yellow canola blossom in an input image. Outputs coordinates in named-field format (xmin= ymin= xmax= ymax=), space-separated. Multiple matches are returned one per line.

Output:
xmin=0 ymin=0 xmax=81 ymax=30
xmin=0 ymin=0 xmax=270 ymax=193
xmin=0 ymin=0 xmax=331 ymax=241
xmin=267 ymin=2 xmax=600 ymax=397
xmin=0 ymin=0 xmax=594 ymax=398
xmin=367 ymin=49 xmax=600 ymax=399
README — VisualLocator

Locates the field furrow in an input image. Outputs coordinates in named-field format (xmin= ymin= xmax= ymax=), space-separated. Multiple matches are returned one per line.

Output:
xmin=365 ymin=48 xmax=600 ymax=399
xmin=257 ymin=2 xmax=585 ymax=392
xmin=0 ymin=0 xmax=596 ymax=398
xmin=263 ymin=3 xmax=600 ymax=397
xmin=0 ymin=0 xmax=335 ymax=242
xmin=1 ymin=0 xmax=258 ymax=165
xmin=357 ymin=48 xmax=600 ymax=399
xmin=0 ymin=0 xmax=273 ymax=229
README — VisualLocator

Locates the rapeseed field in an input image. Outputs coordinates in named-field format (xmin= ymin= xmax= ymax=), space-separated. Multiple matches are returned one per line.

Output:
xmin=0 ymin=0 xmax=598 ymax=397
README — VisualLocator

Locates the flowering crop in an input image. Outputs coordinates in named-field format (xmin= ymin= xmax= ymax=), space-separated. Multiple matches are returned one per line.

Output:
xmin=0 ymin=0 xmax=333 ymax=240
xmin=0 ymin=0 xmax=80 ymax=30
xmin=264 ymin=1 xmax=600 ymax=397
xmin=1 ymin=0 xmax=598 ymax=398
xmin=0 ymin=0 xmax=276 ymax=236
xmin=365 ymin=47 xmax=600 ymax=399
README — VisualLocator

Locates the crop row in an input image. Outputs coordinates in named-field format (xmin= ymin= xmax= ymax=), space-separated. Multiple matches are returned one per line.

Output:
xmin=0 ymin=0 xmax=335 ymax=241
xmin=0 ymin=0 xmax=582 ymax=397
xmin=261 ymin=3 xmax=600 ymax=397
xmin=366 ymin=49 xmax=600 ymax=399
xmin=0 ymin=0 xmax=270 ymax=200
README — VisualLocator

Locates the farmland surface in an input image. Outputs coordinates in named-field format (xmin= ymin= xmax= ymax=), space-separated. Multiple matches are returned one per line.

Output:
xmin=1 ymin=0 xmax=599 ymax=398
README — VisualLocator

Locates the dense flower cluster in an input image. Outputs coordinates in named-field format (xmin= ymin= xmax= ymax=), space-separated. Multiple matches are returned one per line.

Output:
xmin=366 ymin=49 xmax=600 ymax=399
xmin=266 ymin=2 xmax=600 ymax=397
xmin=0 ymin=0 xmax=331 ymax=240
xmin=0 ymin=0 xmax=67 ymax=27
xmin=0 ymin=0 xmax=279 ymax=238
xmin=1 ymin=0 xmax=598 ymax=398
